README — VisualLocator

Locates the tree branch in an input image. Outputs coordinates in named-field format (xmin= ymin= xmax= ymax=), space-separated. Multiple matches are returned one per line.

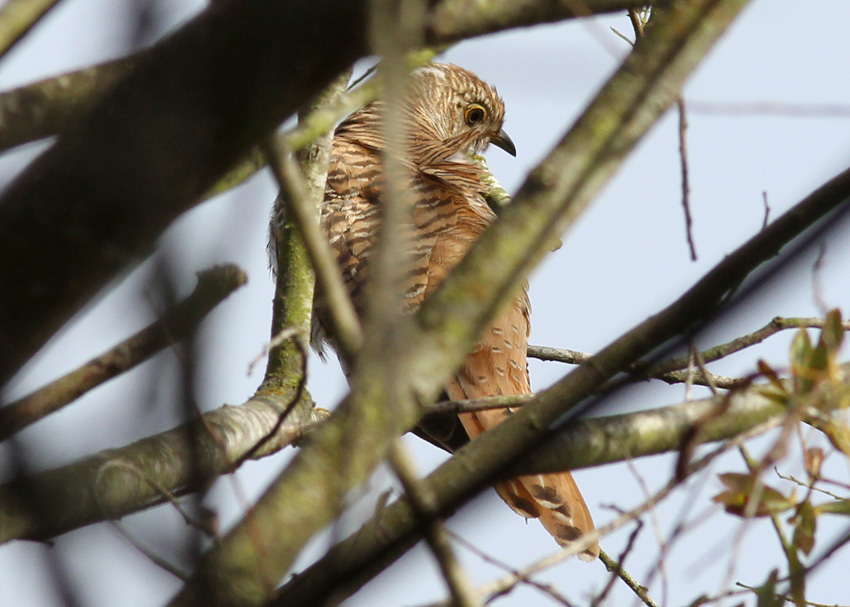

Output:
xmin=528 ymin=316 xmax=850 ymax=390
xmin=528 ymin=344 xmax=743 ymax=389
xmin=0 ymin=56 xmax=138 ymax=153
xmin=0 ymin=392 xmax=325 ymax=544
xmin=0 ymin=0 xmax=62 ymax=60
xmin=0 ymin=0 xmax=370 ymax=384
xmin=425 ymin=0 xmax=653 ymax=44
xmin=0 ymin=264 xmax=247 ymax=438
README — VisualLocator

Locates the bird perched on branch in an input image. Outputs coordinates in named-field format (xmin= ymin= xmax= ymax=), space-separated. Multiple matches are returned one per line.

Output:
xmin=316 ymin=63 xmax=598 ymax=560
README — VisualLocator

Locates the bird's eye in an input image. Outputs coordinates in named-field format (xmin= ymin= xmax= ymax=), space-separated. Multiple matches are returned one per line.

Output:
xmin=464 ymin=104 xmax=487 ymax=125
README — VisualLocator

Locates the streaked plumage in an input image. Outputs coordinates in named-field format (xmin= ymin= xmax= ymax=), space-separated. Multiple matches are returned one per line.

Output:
xmin=317 ymin=63 xmax=598 ymax=559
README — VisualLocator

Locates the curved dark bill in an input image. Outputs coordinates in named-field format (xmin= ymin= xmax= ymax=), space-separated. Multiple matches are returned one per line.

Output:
xmin=490 ymin=129 xmax=517 ymax=157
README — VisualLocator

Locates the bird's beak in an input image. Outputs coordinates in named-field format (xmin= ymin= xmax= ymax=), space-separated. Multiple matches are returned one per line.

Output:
xmin=490 ymin=129 xmax=517 ymax=157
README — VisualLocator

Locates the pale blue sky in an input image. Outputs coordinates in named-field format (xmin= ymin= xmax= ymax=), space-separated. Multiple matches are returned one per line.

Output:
xmin=3 ymin=2 xmax=850 ymax=606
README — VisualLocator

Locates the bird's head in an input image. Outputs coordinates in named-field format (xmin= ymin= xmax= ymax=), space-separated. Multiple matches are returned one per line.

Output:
xmin=405 ymin=63 xmax=516 ymax=159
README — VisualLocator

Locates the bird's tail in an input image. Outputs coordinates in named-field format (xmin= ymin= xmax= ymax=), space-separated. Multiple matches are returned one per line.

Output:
xmin=453 ymin=405 xmax=599 ymax=561
xmin=445 ymin=294 xmax=598 ymax=561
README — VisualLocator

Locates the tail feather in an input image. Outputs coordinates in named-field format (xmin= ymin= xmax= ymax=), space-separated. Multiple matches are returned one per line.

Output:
xmin=454 ymin=405 xmax=599 ymax=561
xmin=445 ymin=294 xmax=599 ymax=561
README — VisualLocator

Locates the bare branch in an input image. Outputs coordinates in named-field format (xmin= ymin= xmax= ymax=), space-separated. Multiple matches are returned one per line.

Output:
xmin=598 ymin=542 xmax=659 ymax=607
xmin=0 ymin=265 xmax=247 ymax=438
xmin=0 ymin=393 xmax=326 ymax=544
xmin=426 ymin=0 xmax=653 ymax=44
xmin=625 ymin=316 xmax=850 ymax=383
xmin=0 ymin=0 xmax=62 ymax=60
xmin=0 ymin=56 xmax=137 ymax=153
xmin=528 ymin=344 xmax=742 ymax=389
xmin=388 ymin=443 xmax=480 ymax=607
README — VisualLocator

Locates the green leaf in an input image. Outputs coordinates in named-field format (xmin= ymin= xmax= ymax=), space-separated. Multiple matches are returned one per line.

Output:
xmin=792 ymin=500 xmax=817 ymax=556
xmin=758 ymin=359 xmax=787 ymax=393
xmin=819 ymin=308 xmax=844 ymax=354
xmin=754 ymin=569 xmax=782 ymax=607
xmin=713 ymin=473 xmax=794 ymax=517
xmin=791 ymin=329 xmax=814 ymax=393
xmin=819 ymin=421 xmax=850 ymax=456
xmin=816 ymin=499 xmax=850 ymax=516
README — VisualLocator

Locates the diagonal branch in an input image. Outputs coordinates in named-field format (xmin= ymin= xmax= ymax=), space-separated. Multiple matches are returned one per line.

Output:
xmin=529 ymin=317 xmax=850 ymax=390
xmin=0 ymin=0 xmax=370 ymax=385
xmin=426 ymin=0 xmax=654 ymax=43
xmin=0 ymin=264 xmax=246 ymax=438
xmin=274 ymin=143 xmax=850 ymax=607
xmin=0 ymin=392 xmax=326 ymax=544
xmin=0 ymin=0 xmax=63 ymax=60
xmin=388 ymin=443 xmax=480 ymax=607
xmin=0 ymin=56 xmax=138 ymax=153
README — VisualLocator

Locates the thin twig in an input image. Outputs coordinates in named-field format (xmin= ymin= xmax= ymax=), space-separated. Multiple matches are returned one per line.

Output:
xmin=598 ymin=545 xmax=658 ymax=607
xmin=454 ymin=418 xmax=785 ymax=606
xmin=447 ymin=531 xmax=576 ymax=606
xmin=590 ymin=521 xmax=643 ymax=607
xmin=283 ymin=48 xmax=442 ymax=153
xmin=692 ymin=343 xmax=720 ymax=395
xmin=628 ymin=8 xmax=696 ymax=261
xmin=237 ymin=334 xmax=310 ymax=468
xmin=775 ymin=468 xmax=846 ymax=501
xmin=0 ymin=265 xmax=247 ymax=439
xmin=678 ymin=97 xmax=697 ymax=260
xmin=614 ymin=316 xmax=850 ymax=387
xmin=528 ymin=344 xmax=742 ymax=388
xmin=737 ymin=582 xmax=849 ymax=607
xmin=94 ymin=460 xmax=216 ymax=536
xmin=109 ymin=521 xmax=190 ymax=581
xmin=762 ymin=191 xmax=772 ymax=230
xmin=248 ymin=328 xmax=299 ymax=376
xmin=388 ymin=443 xmax=480 ymax=607
xmin=626 ymin=458 xmax=669 ymax=606
xmin=812 ymin=242 xmax=828 ymax=315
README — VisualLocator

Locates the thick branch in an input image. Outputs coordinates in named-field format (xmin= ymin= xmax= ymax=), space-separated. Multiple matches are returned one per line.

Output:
xmin=262 ymin=73 xmax=349 ymax=387
xmin=0 ymin=0 xmax=369 ymax=384
xmin=0 ymin=393 xmax=325 ymax=544
xmin=0 ymin=56 xmax=137 ymax=153
xmin=512 ymin=385 xmax=791 ymax=477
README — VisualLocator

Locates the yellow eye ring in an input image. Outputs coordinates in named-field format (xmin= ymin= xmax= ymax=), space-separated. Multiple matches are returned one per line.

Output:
xmin=464 ymin=104 xmax=487 ymax=125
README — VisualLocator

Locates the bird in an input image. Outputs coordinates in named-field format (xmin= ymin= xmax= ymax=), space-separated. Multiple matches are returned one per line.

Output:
xmin=315 ymin=63 xmax=598 ymax=560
